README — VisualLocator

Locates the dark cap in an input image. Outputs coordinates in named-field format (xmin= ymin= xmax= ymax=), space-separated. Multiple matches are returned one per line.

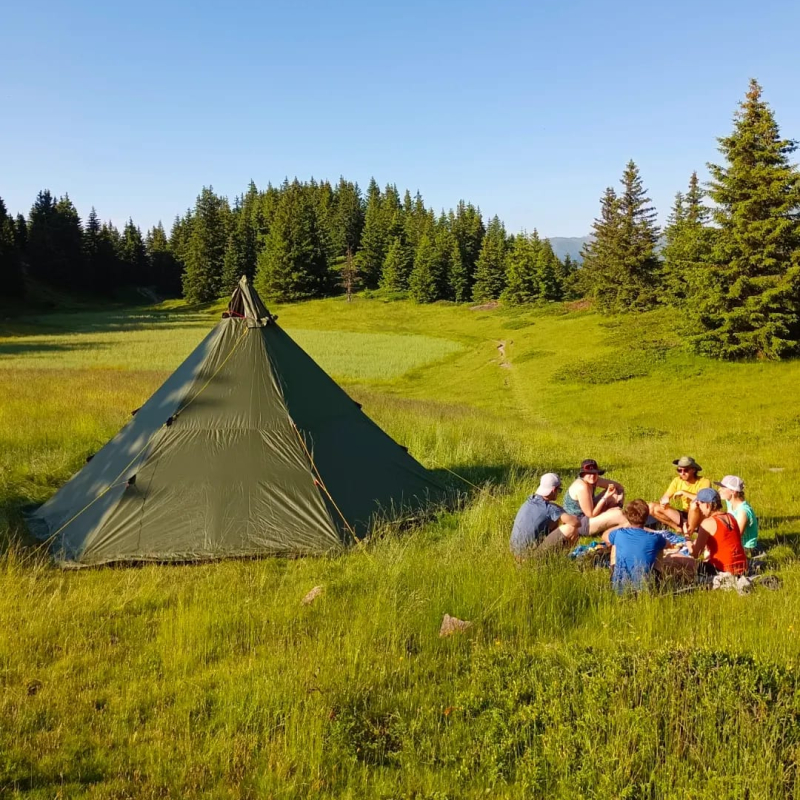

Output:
xmin=579 ymin=459 xmax=606 ymax=476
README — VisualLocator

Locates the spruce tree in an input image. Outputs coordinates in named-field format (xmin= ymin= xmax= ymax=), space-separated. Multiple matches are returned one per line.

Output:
xmin=693 ymin=80 xmax=800 ymax=358
xmin=580 ymin=188 xmax=622 ymax=308
xmin=83 ymin=207 xmax=102 ymax=288
xmin=254 ymin=181 xmax=330 ymax=301
xmin=331 ymin=178 xmax=364 ymax=259
xmin=433 ymin=215 xmax=456 ymax=300
xmin=503 ymin=232 xmax=539 ymax=304
xmin=559 ymin=253 xmax=580 ymax=300
xmin=452 ymin=201 xmax=485 ymax=297
xmin=472 ymin=216 xmax=508 ymax=302
xmin=182 ymin=188 xmax=229 ymax=302
xmin=146 ymin=222 xmax=181 ymax=296
xmin=27 ymin=190 xmax=58 ymax=285
xmin=119 ymin=220 xmax=149 ymax=285
xmin=14 ymin=214 xmax=27 ymax=254
xmin=380 ymin=237 xmax=411 ymax=292
xmin=0 ymin=197 xmax=24 ymax=297
xmin=662 ymin=173 xmax=714 ymax=303
xmin=408 ymin=233 xmax=439 ymax=302
xmin=98 ymin=222 xmax=123 ymax=291
xmin=616 ymin=160 xmax=661 ymax=309
xmin=448 ymin=240 xmax=469 ymax=302
xmin=359 ymin=179 xmax=386 ymax=288
xmin=536 ymin=238 xmax=564 ymax=301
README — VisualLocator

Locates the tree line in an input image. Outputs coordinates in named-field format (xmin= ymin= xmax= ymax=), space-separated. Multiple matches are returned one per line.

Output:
xmin=2 ymin=79 xmax=798 ymax=359
xmin=0 ymin=178 xmax=579 ymax=310
xmin=581 ymin=80 xmax=800 ymax=360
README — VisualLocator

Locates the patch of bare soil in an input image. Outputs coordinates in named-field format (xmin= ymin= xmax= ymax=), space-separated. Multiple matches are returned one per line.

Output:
xmin=470 ymin=300 xmax=501 ymax=311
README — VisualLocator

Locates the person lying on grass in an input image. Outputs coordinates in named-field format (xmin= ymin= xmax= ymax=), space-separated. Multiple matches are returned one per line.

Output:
xmin=667 ymin=488 xmax=748 ymax=578
xmin=602 ymin=499 xmax=669 ymax=593
xmin=715 ymin=475 xmax=759 ymax=553
xmin=562 ymin=459 xmax=627 ymax=539
xmin=649 ymin=456 xmax=711 ymax=535
xmin=510 ymin=473 xmax=580 ymax=560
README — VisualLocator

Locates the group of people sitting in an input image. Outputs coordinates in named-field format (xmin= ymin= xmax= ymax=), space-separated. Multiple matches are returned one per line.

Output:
xmin=510 ymin=456 xmax=760 ymax=593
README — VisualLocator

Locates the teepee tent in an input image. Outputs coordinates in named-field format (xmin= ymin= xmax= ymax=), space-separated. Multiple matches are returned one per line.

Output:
xmin=28 ymin=277 xmax=447 ymax=566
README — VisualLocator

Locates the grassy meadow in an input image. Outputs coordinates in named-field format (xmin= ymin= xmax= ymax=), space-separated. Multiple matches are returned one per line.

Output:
xmin=1 ymin=296 xmax=800 ymax=798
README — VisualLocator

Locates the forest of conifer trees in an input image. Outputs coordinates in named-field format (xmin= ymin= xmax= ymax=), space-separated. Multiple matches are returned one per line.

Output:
xmin=1 ymin=79 xmax=798 ymax=359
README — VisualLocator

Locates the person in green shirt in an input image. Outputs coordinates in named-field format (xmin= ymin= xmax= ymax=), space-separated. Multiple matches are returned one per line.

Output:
xmin=649 ymin=456 xmax=711 ymax=534
xmin=714 ymin=475 xmax=759 ymax=550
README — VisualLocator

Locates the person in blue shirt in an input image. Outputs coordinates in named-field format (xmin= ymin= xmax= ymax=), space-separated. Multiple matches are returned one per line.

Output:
xmin=510 ymin=473 xmax=580 ymax=560
xmin=603 ymin=499 xmax=668 ymax=593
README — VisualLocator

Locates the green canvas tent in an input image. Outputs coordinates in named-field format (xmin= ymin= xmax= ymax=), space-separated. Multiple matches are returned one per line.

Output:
xmin=28 ymin=277 xmax=447 ymax=566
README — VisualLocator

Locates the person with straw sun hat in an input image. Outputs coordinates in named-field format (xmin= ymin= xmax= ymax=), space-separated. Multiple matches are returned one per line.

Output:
xmin=649 ymin=456 xmax=711 ymax=534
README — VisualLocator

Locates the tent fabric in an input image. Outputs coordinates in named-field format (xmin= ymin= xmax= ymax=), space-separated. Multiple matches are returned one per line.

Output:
xmin=27 ymin=276 xmax=447 ymax=566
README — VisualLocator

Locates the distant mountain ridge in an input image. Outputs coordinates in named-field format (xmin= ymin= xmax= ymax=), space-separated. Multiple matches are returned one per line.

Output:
xmin=546 ymin=236 xmax=591 ymax=263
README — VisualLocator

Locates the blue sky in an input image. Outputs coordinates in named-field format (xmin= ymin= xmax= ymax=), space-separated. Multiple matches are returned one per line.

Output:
xmin=2 ymin=0 xmax=799 ymax=237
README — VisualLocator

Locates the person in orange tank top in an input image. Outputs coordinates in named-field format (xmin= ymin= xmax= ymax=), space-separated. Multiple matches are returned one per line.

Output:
xmin=686 ymin=488 xmax=748 ymax=576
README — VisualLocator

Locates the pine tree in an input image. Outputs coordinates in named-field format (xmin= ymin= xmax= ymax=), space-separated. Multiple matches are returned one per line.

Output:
xmin=331 ymin=178 xmax=364 ymax=259
xmin=254 ymin=181 xmax=330 ymax=301
xmin=98 ymin=222 xmax=123 ymax=290
xmin=146 ymin=222 xmax=181 ymax=296
xmin=0 ymin=197 xmax=24 ymax=297
xmin=182 ymin=188 xmax=229 ymax=302
xmin=380 ymin=237 xmax=411 ymax=292
xmin=448 ymin=240 xmax=469 ymax=302
xmin=580 ymin=188 xmax=622 ymax=308
xmin=472 ymin=216 xmax=507 ymax=302
xmin=452 ymin=201 xmax=485 ymax=297
xmin=14 ymin=214 xmax=27 ymax=254
xmin=536 ymin=238 xmax=563 ymax=301
xmin=559 ymin=253 xmax=580 ymax=300
xmin=27 ymin=190 xmax=57 ymax=284
xmin=83 ymin=207 xmax=102 ymax=288
xmin=503 ymin=231 xmax=540 ymax=304
xmin=358 ymin=179 xmax=386 ymax=288
xmin=662 ymin=173 xmax=714 ymax=303
xmin=581 ymin=163 xmax=661 ymax=311
xmin=615 ymin=160 xmax=661 ymax=309
xmin=51 ymin=194 xmax=85 ymax=289
xmin=433 ymin=215 xmax=456 ymax=299
xmin=119 ymin=220 xmax=149 ymax=285
xmin=408 ymin=233 xmax=439 ymax=302
xmin=692 ymin=80 xmax=800 ymax=359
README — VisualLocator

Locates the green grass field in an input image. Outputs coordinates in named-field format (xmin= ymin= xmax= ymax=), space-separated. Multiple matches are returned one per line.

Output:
xmin=2 ymin=296 xmax=800 ymax=799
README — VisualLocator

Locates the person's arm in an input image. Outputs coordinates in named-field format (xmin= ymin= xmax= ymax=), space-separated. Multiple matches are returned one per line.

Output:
xmin=575 ymin=482 xmax=604 ymax=517
xmin=602 ymin=528 xmax=617 ymax=547
xmin=660 ymin=478 xmax=678 ymax=506
xmin=734 ymin=508 xmax=748 ymax=538
xmin=688 ymin=520 xmax=712 ymax=559
xmin=597 ymin=476 xmax=624 ymax=494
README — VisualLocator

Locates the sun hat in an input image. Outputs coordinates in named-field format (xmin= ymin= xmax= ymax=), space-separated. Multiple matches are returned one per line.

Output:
xmin=696 ymin=488 xmax=719 ymax=504
xmin=536 ymin=473 xmax=562 ymax=495
xmin=673 ymin=456 xmax=702 ymax=472
xmin=714 ymin=475 xmax=745 ymax=493
xmin=579 ymin=458 xmax=606 ymax=476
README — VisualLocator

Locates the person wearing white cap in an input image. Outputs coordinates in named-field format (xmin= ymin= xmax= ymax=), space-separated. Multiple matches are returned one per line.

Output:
xmin=510 ymin=473 xmax=580 ymax=559
xmin=714 ymin=475 xmax=759 ymax=551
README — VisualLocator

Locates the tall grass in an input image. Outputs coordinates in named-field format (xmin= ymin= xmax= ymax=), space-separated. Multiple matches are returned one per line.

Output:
xmin=1 ymin=297 xmax=799 ymax=798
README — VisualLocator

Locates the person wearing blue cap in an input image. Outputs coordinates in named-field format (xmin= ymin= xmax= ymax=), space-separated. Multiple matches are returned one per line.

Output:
xmin=685 ymin=487 xmax=748 ymax=576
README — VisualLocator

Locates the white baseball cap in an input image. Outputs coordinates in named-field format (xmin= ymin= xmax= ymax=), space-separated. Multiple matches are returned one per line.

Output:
xmin=714 ymin=475 xmax=745 ymax=492
xmin=536 ymin=473 xmax=562 ymax=495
